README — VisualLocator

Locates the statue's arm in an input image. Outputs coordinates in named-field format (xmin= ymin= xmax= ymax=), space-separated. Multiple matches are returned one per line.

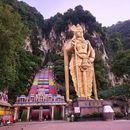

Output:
xmin=87 ymin=40 xmax=95 ymax=63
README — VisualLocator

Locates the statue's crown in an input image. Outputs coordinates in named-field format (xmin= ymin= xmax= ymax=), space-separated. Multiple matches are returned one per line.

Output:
xmin=70 ymin=24 xmax=83 ymax=32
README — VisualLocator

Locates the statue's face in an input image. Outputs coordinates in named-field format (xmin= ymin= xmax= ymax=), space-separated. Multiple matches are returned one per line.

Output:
xmin=75 ymin=31 xmax=83 ymax=38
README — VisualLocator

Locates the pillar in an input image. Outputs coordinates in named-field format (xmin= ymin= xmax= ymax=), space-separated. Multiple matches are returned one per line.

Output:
xmin=62 ymin=106 xmax=65 ymax=120
xmin=14 ymin=107 xmax=18 ymax=121
xmin=27 ymin=107 xmax=31 ymax=121
xmin=51 ymin=106 xmax=54 ymax=120
xmin=39 ymin=106 xmax=43 ymax=121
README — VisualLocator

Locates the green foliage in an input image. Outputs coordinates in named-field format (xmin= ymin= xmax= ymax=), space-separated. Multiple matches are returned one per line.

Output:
xmin=105 ymin=33 xmax=123 ymax=58
xmin=74 ymin=112 xmax=103 ymax=121
xmin=8 ymin=48 xmax=41 ymax=103
xmin=94 ymin=51 xmax=110 ymax=90
xmin=107 ymin=20 xmax=130 ymax=97
xmin=115 ymin=112 xmax=124 ymax=119
xmin=14 ymin=1 xmax=45 ymax=56
xmin=9 ymin=0 xmax=44 ymax=30
xmin=82 ymin=112 xmax=103 ymax=119
xmin=107 ymin=20 xmax=130 ymax=50
xmin=3 ymin=0 xmax=44 ymax=57
xmin=0 ymin=2 xmax=28 ymax=90
xmin=0 ymin=1 xmax=42 ymax=103
xmin=111 ymin=50 xmax=130 ymax=77
xmin=108 ymin=20 xmax=130 ymax=38
xmin=99 ymin=84 xmax=130 ymax=99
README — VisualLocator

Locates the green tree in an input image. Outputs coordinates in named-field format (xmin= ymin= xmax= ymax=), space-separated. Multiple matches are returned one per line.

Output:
xmin=0 ymin=2 xmax=28 ymax=91
xmin=9 ymin=48 xmax=41 ymax=102
xmin=106 ymin=33 xmax=123 ymax=58
xmin=0 ymin=1 xmax=42 ymax=103
xmin=112 ymin=50 xmax=130 ymax=78
xmin=95 ymin=52 xmax=110 ymax=90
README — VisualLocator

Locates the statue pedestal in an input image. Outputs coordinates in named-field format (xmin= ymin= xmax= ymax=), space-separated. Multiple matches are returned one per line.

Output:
xmin=73 ymin=97 xmax=112 ymax=116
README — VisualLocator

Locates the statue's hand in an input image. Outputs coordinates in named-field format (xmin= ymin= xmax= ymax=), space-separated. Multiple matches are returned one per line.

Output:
xmin=71 ymin=39 xmax=76 ymax=46
xmin=88 ymin=58 xmax=94 ymax=63
xmin=87 ymin=59 xmax=92 ymax=64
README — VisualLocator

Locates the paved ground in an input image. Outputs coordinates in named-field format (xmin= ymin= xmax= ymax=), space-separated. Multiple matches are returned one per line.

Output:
xmin=0 ymin=120 xmax=130 ymax=130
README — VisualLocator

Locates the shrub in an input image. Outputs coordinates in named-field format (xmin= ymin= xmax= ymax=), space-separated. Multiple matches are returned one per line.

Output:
xmin=115 ymin=112 xmax=124 ymax=119
xmin=74 ymin=112 xmax=104 ymax=121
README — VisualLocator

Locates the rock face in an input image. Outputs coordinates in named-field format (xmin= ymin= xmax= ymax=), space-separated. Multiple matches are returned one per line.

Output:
xmin=24 ymin=37 xmax=32 ymax=52
xmin=91 ymin=31 xmax=116 ymax=86
xmin=39 ymin=29 xmax=66 ymax=53
xmin=91 ymin=31 xmax=108 ymax=60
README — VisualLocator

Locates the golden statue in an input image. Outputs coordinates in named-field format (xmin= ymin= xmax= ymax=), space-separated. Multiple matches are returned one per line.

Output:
xmin=64 ymin=24 xmax=98 ymax=101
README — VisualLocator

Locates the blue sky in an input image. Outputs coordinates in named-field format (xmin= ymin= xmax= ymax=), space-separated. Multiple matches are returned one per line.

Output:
xmin=19 ymin=0 xmax=130 ymax=27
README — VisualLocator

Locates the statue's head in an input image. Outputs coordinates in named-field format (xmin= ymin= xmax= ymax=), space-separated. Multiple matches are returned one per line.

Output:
xmin=70 ymin=24 xmax=84 ymax=38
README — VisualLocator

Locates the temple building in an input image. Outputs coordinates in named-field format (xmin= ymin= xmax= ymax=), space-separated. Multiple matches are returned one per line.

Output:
xmin=13 ymin=65 xmax=66 ymax=121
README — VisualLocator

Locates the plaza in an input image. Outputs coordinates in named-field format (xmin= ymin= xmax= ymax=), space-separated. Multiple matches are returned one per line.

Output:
xmin=0 ymin=120 xmax=130 ymax=130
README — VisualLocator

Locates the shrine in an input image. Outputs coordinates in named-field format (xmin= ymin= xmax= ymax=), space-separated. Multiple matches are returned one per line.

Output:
xmin=13 ymin=64 xmax=66 ymax=121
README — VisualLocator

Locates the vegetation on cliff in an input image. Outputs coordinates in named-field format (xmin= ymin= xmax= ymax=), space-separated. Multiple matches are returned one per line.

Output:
xmin=0 ymin=1 xmax=42 ymax=102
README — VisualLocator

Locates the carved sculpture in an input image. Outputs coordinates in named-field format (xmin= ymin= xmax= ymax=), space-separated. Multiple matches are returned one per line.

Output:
xmin=64 ymin=24 xmax=98 ymax=101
